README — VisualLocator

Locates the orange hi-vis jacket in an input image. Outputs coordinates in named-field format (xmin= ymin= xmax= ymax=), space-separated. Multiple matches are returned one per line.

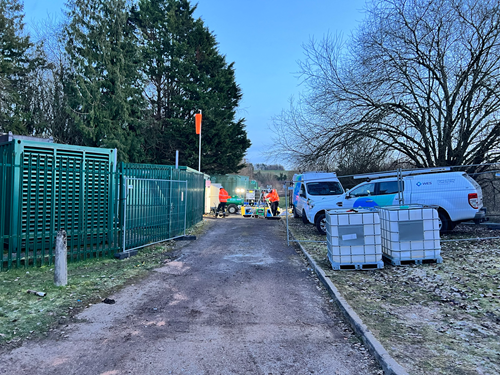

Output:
xmin=265 ymin=189 xmax=279 ymax=203
xmin=219 ymin=188 xmax=230 ymax=203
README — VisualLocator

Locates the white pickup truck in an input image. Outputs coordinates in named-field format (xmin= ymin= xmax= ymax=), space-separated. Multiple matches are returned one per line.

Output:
xmin=308 ymin=170 xmax=485 ymax=235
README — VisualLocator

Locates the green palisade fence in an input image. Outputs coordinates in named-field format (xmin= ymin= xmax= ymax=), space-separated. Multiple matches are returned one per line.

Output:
xmin=120 ymin=163 xmax=205 ymax=251
xmin=0 ymin=138 xmax=206 ymax=271
xmin=0 ymin=138 xmax=119 ymax=270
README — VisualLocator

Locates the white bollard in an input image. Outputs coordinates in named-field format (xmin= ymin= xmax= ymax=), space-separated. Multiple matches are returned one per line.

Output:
xmin=54 ymin=230 xmax=67 ymax=286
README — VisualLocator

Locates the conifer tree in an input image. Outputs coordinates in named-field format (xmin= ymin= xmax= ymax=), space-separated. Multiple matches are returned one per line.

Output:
xmin=0 ymin=0 xmax=42 ymax=134
xmin=132 ymin=0 xmax=250 ymax=173
xmin=64 ymin=0 xmax=146 ymax=161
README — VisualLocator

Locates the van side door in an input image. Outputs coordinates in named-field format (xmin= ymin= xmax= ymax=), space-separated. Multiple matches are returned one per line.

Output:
xmin=296 ymin=183 xmax=307 ymax=213
xmin=339 ymin=182 xmax=376 ymax=209
xmin=376 ymin=180 xmax=404 ymax=206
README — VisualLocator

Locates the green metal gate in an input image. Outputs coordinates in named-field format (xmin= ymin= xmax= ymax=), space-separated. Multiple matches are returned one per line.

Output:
xmin=122 ymin=177 xmax=188 ymax=252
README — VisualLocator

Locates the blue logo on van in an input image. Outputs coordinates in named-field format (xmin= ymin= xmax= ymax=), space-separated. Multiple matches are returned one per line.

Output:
xmin=416 ymin=181 xmax=432 ymax=187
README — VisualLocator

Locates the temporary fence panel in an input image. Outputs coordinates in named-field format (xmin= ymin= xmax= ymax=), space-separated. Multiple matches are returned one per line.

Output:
xmin=0 ymin=138 xmax=119 ymax=270
xmin=122 ymin=177 xmax=187 ymax=252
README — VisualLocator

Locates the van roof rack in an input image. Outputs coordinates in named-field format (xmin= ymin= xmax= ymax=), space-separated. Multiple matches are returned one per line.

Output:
xmin=353 ymin=167 xmax=451 ymax=180
xmin=296 ymin=171 xmax=330 ymax=174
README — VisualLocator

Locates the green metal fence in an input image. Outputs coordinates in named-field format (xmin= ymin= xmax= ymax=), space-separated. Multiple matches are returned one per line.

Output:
xmin=120 ymin=163 xmax=205 ymax=230
xmin=1 ymin=141 xmax=206 ymax=271
xmin=122 ymin=178 xmax=187 ymax=251
xmin=0 ymin=140 xmax=120 ymax=270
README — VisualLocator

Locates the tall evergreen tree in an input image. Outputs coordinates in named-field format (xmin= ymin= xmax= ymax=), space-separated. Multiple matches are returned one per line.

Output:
xmin=0 ymin=0 xmax=43 ymax=134
xmin=64 ymin=0 xmax=146 ymax=161
xmin=132 ymin=0 xmax=250 ymax=174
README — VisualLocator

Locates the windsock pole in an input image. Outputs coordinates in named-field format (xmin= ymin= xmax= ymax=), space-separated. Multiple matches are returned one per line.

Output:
xmin=195 ymin=111 xmax=202 ymax=172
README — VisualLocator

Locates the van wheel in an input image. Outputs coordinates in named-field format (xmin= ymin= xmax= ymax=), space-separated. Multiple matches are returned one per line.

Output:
xmin=293 ymin=205 xmax=300 ymax=218
xmin=438 ymin=211 xmax=453 ymax=233
xmin=302 ymin=210 xmax=309 ymax=224
xmin=315 ymin=213 xmax=327 ymax=235
xmin=227 ymin=204 xmax=238 ymax=214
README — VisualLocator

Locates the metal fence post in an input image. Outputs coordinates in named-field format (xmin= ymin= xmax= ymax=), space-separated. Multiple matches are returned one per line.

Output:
xmin=286 ymin=186 xmax=289 ymax=246
xmin=184 ymin=181 xmax=188 ymax=236
xmin=122 ymin=176 xmax=128 ymax=253
xmin=54 ymin=230 xmax=67 ymax=286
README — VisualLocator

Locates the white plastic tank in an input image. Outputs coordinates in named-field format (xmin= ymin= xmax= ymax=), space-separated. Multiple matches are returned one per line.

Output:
xmin=326 ymin=209 xmax=383 ymax=270
xmin=379 ymin=205 xmax=442 ymax=264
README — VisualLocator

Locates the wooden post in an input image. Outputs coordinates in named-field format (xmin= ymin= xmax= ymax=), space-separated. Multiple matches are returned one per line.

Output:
xmin=54 ymin=230 xmax=67 ymax=286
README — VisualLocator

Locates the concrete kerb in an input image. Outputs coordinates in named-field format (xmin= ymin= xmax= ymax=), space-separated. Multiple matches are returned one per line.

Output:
xmin=285 ymin=226 xmax=409 ymax=375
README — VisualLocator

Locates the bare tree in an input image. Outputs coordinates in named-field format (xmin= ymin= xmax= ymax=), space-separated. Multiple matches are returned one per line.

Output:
xmin=272 ymin=0 xmax=500 ymax=172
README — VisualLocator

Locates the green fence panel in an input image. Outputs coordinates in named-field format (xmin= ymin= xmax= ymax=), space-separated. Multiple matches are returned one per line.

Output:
xmin=1 ymin=138 xmax=120 ymax=270
xmin=1 ymin=140 xmax=205 ymax=270
xmin=121 ymin=163 xmax=204 ymax=232
xmin=122 ymin=177 xmax=187 ymax=250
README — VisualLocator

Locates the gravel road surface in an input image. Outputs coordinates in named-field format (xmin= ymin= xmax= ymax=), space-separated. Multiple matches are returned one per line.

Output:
xmin=0 ymin=216 xmax=381 ymax=375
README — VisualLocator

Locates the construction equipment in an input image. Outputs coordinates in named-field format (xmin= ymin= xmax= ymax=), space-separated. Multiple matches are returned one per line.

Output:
xmin=226 ymin=196 xmax=244 ymax=214
xmin=239 ymin=189 xmax=281 ymax=220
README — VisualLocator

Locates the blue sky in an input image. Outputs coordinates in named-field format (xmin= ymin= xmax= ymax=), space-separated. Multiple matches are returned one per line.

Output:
xmin=22 ymin=0 xmax=366 ymax=167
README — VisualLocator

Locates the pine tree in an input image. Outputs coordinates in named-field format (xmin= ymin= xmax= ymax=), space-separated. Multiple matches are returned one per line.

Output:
xmin=132 ymin=0 xmax=250 ymax=173
xmin=0 ymin=0 xmax=42 ymax=134
xmin=64 ymin=0 xmax=146 ymax=161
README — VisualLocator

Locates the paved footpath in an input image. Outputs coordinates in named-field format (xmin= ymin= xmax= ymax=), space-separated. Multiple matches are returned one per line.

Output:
xmin=0 ymin=216 xmax=381 ymax=375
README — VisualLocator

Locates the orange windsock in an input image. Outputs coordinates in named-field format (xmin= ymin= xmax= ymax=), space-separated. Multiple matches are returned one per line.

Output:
xmin=195 ymin=113 xmax=202 ymax=134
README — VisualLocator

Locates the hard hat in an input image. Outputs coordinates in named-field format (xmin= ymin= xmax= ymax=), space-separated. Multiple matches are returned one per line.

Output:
xmin=219 ymin=185 xmax=223 ymax=189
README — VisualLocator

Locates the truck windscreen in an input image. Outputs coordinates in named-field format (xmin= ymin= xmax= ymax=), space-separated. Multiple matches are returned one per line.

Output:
xmin=306 ymin=182 xmax=343 ymax=196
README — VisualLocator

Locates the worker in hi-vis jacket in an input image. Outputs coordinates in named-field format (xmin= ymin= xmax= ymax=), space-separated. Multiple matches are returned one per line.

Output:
xmin=216 ymin=186 xmax=230 ymax=217
xmin=265 ymin=189 xmax=280 ymax=216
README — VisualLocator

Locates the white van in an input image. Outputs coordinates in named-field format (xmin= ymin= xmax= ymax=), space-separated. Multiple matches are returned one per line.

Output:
xmin=313 ymin=170 xmax=485 ymax=234
xmin=292 ymin=172 xmax=344 ymax=229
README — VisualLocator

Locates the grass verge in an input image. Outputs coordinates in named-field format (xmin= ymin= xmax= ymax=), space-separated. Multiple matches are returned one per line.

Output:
xmin=287 ymin=218 xmax=500 ymax=375
xmin=0 ymin=220 xmax=207 ymax=349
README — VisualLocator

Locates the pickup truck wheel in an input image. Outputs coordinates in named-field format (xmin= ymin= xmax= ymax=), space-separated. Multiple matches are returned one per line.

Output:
xmin=293 ymin=205 xmax=300 ymax=218
xmin=302 ymin=210 xmax=309 ymax=224
xmin=438 ymin=211 xmax=452 ymax=233
xmin=227 ymin=204 xmax=238 ymax=215
xmin=315 ymin=213 xmax=327 ymax=235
